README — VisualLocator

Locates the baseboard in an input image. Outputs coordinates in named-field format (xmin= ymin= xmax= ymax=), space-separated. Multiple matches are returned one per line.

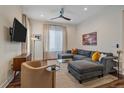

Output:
xmin=0 ymin=74 xmax=14 ymax=88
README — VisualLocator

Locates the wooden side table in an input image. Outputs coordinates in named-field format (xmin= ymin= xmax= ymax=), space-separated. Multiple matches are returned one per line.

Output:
xmin=13 ymin=54 xmax=31 ymax=79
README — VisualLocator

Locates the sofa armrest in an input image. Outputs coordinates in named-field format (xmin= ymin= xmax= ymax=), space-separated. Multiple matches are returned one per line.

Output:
xmin=58 ymin=53 xmax=73 ymax=59
xmin=100 ymin=56 xmax=116 ymax=74
xmin=66 ymin=50 xmax=71 ymax=53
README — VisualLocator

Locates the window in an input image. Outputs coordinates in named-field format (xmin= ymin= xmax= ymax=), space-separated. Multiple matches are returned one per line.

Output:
xmin=48 ymin=26 xmax=63 ymax=52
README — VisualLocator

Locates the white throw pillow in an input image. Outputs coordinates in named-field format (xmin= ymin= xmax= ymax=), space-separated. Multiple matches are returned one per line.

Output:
xmin=99 ymin=53 xmax=107 ymax=62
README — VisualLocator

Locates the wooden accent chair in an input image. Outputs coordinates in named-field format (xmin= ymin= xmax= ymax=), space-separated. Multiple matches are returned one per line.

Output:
xmin=21 ymin=60 xmax=55 ymax=88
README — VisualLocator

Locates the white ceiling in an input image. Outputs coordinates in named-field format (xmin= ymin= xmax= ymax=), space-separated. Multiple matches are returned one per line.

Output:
xmin=21 ymin=5 xmax=108 ymax=25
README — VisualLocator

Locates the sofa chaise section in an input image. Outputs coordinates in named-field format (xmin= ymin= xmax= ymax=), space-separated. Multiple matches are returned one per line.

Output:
xmin=68 ymin=60 xmax=104 ymax=83
xmin=58 ymin=49 xmax=116 ymax=83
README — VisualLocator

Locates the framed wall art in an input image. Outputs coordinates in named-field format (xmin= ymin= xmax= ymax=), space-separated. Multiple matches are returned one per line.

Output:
xmin=82 ymin=32 xmax=97 ymax=45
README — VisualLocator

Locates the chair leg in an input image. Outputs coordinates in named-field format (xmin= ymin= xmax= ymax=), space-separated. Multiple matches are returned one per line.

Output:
xmin=98 ymin=75 xmax=101 ymax=78
xmin=98 ymin=74 xmax=104 ymax=78
xmin=101 ymin=74 xmax=104 ymax=77
xmin=101 ymin=70 xmax=104 ymax=77
xmin=78 ymin=80 xmax=82 ymax=84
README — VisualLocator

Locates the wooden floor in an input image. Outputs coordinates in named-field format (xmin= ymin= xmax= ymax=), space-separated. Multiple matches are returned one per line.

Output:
xmin=6 ymin=72 xmax=124 ymax=88
xmin=98 ymin=79 xmax=124 ymax=88
xmin=7 ymin=73 xmax=20 ymax=88
xmin=98 ymin=73 xmax=124 ymax=88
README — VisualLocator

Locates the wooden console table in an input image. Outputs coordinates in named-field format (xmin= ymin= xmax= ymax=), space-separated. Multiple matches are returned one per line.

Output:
xmin=13 ymin=54 xmax=31 ymax=79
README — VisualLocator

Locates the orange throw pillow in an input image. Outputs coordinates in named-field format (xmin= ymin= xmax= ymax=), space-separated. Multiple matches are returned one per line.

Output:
xmin=92 ymin=51 xmax=100 ymax=62
xmin=71 ymin=48 xmax=78 ymax=54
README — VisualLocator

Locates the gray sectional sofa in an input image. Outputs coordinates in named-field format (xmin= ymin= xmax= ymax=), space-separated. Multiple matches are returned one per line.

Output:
xmin=58 ymin=49 xmax=116 ymax=83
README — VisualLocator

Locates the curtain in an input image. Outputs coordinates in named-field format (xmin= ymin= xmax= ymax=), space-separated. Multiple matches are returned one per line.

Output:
xmin=43 ymin=24 xmax=50 ymax=60
xmin=62 ymin=26 xmax=68 ymax=52
xmin=43 ymin=24 xmax=67 ymax=60
xmin=22 ymin=14 xmax=31 ymax=55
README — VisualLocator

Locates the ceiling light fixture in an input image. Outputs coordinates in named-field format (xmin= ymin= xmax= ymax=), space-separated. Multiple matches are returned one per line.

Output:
xmin=84 ymin=8 xmax=88 ymax=11
xmin=40 ymin=14 xmax=44 ymax=17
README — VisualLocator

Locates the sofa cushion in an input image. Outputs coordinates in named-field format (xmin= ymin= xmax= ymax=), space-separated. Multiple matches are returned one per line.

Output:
xmin=77 ymin=49 xmax=91 ymax=57
xmin=66 ymin=50 xmax=71 ymax=53
xmin=58 ymin=53 xmax=73 ymax=59
xmin=77 ymin=49 xmax=84 ymax=55
xmin=102 ymin=52 xmax=113 ymax=56
xmin=73 ymin=55 xmax=87 ymax=60
xmin=68 ymin=60 xmax=103 ymax=74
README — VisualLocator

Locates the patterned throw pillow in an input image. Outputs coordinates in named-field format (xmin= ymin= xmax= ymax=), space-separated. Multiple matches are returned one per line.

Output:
xmin=99 ymin=53 xmax=106 ymax=62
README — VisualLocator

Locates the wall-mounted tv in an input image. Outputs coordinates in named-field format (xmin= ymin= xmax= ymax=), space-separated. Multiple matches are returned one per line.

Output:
xmin=10 ymin=18 xmax=27 ymax=42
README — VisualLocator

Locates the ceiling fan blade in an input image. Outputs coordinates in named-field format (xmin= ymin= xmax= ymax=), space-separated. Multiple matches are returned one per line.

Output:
xmin=50 ymin=8 xmax=72 ymax=21
xmin=50 ymin=16 xmax=60 ymax=20
xmin=62 ymin=16 xmax=71 ymax=21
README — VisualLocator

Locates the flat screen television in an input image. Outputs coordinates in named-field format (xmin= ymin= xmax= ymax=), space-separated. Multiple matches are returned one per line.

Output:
xmin=11 ymin=18 xmax=27 ymax=42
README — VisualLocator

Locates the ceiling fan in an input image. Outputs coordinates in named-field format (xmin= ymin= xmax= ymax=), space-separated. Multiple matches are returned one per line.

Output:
xmin=50 ymin=8 xmax=72 ymax=21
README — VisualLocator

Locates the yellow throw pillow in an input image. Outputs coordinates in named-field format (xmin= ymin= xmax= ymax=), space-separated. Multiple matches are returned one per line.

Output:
xmin=71 ymin=48 xmax=78 ymax=54
xmin=92 ymin=51 xmax=100 ymax=62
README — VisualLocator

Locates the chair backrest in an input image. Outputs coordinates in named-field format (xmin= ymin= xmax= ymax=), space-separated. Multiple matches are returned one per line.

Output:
xmin=21 ymin=61 xmax=54 ymax=88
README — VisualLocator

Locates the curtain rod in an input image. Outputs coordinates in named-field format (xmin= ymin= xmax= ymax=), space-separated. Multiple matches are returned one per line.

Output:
xmin=44 ymin=23 xmax=66 ymax=28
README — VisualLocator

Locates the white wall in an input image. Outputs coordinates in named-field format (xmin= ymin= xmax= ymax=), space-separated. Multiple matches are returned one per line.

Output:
xmin=0 ymin=6 xmax=22 ymax=87
xmin=76 ymin=6 xmax=124 ymax=74
xmin=30 ymin=19 xmax=77 ymax=60
xmin=67 ymin=25 xmax=77 ymax=49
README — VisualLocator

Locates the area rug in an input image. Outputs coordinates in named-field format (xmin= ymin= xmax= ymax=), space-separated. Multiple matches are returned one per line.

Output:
xmin=49 ymin=60 xmax=118 ymax=88
xmin=7 ymin=60 xmax=118 ymax=88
